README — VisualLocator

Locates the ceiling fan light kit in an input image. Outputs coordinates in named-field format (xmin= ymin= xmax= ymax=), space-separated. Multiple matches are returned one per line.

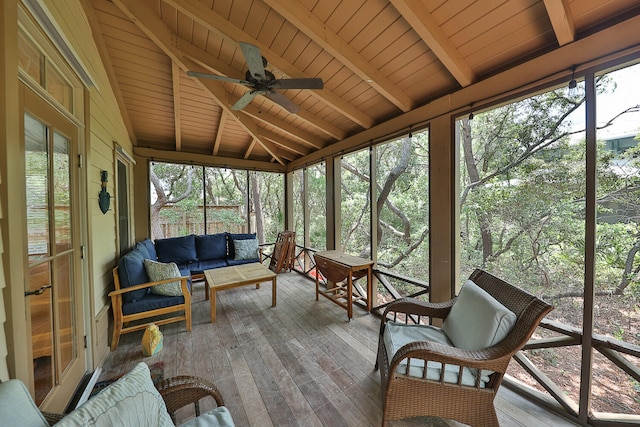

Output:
xmin=187 ymin=42 xmax=323 ymax=114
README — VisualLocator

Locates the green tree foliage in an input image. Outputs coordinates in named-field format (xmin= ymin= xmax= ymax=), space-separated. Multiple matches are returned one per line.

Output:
xmin=338 ymin=132 xmax=430 ymax=279
xmin=460 ymin=76 xmax=640 ymax=305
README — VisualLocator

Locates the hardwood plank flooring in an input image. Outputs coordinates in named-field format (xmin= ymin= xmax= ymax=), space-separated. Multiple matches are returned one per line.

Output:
xmin=99 ymin=272 xmax=580 ymax=427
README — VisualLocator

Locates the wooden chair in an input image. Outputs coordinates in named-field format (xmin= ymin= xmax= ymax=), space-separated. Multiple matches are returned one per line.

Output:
xmin=375 ymin=269 xmax=553 ymax=426
xmin=110 ymin=266 xmax=191 ymax=350
xmin=268 ymin=231 xmax=296 ymax=273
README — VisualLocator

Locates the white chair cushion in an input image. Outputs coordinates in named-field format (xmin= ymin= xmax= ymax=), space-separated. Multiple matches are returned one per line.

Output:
xmin=442 ymin=279 xmax=517 ymax=351
xmin=56 ymin=362 xmax=175 ymax=427
xmin=383 ymin=322 xmax=489 ymax=387
xmin=180 ymin=406 xmax=235 ymax=427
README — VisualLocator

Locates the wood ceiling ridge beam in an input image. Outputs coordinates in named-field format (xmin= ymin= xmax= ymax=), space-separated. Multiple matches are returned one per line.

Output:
xmin=79 ymin=0 xmax=137 ymax=143
xmin=111 ymin=0 xmax=285 ymax=166
xmin=542 ymin=0 xmax=575 ymax=46
xmin=262 ymin=0 xmax=415 ymax=112
xmin=163 ymin=0 xmax=373 ymax=130
xmin=171 ymin=61 xmax=182 ymax=151
xmin=259 ymin=130 xmax=310 ymax=157
xmin=177 ymin=38 xmax=243 ymax=80
xmin=390 ymin=0 xmax=475 ymax=87
xmin=240 ymin=104 xmax=326 ymax=149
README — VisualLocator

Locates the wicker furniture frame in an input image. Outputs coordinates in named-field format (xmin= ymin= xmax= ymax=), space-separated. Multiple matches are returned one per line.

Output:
xmin=40 ymin=375 xmax=225 ymax=426
xmin=375 ymin=268 xmax=553 ymax=426
xmin=156 ymin=375 xmax=226 ymax=423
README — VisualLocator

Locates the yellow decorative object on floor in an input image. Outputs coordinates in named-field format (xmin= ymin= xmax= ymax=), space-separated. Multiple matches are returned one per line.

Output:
xmin=142 ymin=323 xmax=163 ymax=356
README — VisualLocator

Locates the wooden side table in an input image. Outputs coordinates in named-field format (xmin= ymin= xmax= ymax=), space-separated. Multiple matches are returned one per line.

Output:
xmin=314 ymin=250 xmax=374 ymax=319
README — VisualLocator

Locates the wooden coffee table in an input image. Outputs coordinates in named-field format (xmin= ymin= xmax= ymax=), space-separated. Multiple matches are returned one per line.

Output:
xmin=203 ymin=263 xmax=277 ymax=322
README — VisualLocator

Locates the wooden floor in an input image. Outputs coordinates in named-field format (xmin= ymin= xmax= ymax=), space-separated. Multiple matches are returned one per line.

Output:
xmin=100 ymin=272 xmax=580 ymax=427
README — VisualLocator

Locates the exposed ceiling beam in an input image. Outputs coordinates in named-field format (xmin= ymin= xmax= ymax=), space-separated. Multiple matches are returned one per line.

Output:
xmin=163 ymin=0 xmax=374 ymax=130
xmin=543 ymin=0 xmax=575 ymax=46
xmin=171 ymin=61 xmax=182 ymax=151
xmin=134 ymin=146 xmax=286 ymax=172
xmin=79 ymin=0 xmax=137 ymax=143
xmin=390 ymin=0 xmax=475 ymax=87
xmin=111 ymin=0 xmax=286 ymax=166
xmin=262 ymin=0 xmax=414 ymax=112
xmin=212 ymin=111 xmax=226 ymax=156
xmin=240 ymin=104 xmax=325 ymax=150
xmin=259 ymin=128 xmax=312 ymax=157
xmin=244 ymin=139 xmax=256 ymax=159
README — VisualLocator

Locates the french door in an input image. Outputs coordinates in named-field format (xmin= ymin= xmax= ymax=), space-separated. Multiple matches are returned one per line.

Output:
xmin=22 ymin=83 xmax=85 ymax=408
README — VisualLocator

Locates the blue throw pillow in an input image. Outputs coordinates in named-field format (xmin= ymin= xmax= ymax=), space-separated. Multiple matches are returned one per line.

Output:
xmin=155 ymin=234 xmax=197 ymax=264
xmin=226 ymin=232 xmax=257 ymax=258
xmin=117 ymin=249 xmax=150 ymax=303
xmin=195 ymin=233 xmax=227 ymax=261
xmin=135 ymin=242 xmax=151 ymax=260
xmin=140 ymin=238 xmax=157 ymax=260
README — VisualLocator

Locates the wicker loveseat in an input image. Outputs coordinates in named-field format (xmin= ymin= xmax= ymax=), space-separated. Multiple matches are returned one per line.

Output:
xmin=375 ymin=269 xmax=553 ymax=426
xmin=0 ymin=362 xmax=234 ymax=427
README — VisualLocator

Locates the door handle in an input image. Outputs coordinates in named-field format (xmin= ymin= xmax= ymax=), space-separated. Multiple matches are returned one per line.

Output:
xmin=25 ymin=284 xmax=52 ymax=296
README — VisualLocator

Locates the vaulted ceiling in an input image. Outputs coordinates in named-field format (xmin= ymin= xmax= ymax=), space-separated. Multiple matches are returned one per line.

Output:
xmin=87 ymin=0 xmax=640 ymax=168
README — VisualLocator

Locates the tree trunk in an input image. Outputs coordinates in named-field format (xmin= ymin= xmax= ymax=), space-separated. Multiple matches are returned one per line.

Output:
xmin=250 ymin=172 xmax=265 ymax=243
xmin=149 ymin=166 xmax=194 ymax=240
xmin=461 ymin=118 xmax=493 ymax=263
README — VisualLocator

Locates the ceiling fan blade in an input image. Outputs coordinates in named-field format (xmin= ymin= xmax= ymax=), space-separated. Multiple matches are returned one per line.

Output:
xmin=271 ymin=78 xmax=324 ymax=90
xmin=265 ymin=91 xmax=300 ymax=114
xmin=231 ymin=90 xmax=263 ymax=110
xmin=239 ymin=42 xmax=266 ymax=81
xmin=186 ymin=71 xmax=249 ymax=85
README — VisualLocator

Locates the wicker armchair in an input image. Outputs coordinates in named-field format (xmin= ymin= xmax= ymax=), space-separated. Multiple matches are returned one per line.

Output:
xmin=156 ymin=375 xmax=227 ymax=424
xmin=375 ymin=269 xmax=553 ymax=427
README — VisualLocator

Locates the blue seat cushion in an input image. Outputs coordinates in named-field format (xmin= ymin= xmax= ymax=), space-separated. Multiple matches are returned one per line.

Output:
xmin=226 ymin=258 xmax=259 ymax=266
xmin=117 ymin=248 xmax=150 ymax=303
xmin=190 ymin=258 xmax=229 ymax=275
xmin=195 ymin=233 xmax=227 ymax=261
xmin=226 ymin=233 xmax=256 ymax=259
xmin=155 ymin=234 xmax=197 ymax=264
xmin=140 ymin=238 xmax=157 ymax=260
xmin=121 ymin=289 xmax=188 ymax=316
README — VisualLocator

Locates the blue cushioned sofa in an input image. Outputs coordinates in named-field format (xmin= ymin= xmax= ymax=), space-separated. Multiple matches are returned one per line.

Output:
xmin=110 ymin=232 xmax=261 ymax=350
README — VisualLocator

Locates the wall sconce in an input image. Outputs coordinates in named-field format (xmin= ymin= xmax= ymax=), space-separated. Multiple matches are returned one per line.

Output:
xmin=99 ymin=170 xmax=111 ymax=214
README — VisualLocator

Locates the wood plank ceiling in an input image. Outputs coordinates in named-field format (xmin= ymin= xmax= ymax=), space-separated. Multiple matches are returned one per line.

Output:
xmin=88 ymin=0 xmax=640 ymax=168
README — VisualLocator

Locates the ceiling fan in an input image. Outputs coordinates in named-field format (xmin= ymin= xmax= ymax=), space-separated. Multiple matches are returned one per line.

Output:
xmin=187 ymin=42 xmax=323 ymax=114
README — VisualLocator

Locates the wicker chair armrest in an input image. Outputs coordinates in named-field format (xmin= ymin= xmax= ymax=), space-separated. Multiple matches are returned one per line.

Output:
xmin=108 ymin=276 xmax=190 ymax=297
xmin=42 ymin=411 xmax=66 ymax=425
xmin=156 ymin=375 xmax=224 ymax=418
xmin=390 ymin=340 xmax=513 ymax=374
xmin=380 ymin=298 xmax=455 ymax=337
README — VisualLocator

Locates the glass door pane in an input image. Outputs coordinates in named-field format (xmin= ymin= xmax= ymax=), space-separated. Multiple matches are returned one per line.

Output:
xmin=25 ymin=113 xmax=55 ymax=404
xmin=55 ymin=253 xmax=74 ymax=375
xmin=24 ymin=110 xmax=80 ymax=406
xmin=29 ymin=262 xmax=53 ymax=405
xmin=53 ymin=132 xmax=71 ymax=251
xmin=25 ymin=114 xmax=49 ymax=261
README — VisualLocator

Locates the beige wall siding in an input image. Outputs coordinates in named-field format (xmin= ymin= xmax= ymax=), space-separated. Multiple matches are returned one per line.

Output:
xmin=36 ymin=0 xmax=133 ymax=367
